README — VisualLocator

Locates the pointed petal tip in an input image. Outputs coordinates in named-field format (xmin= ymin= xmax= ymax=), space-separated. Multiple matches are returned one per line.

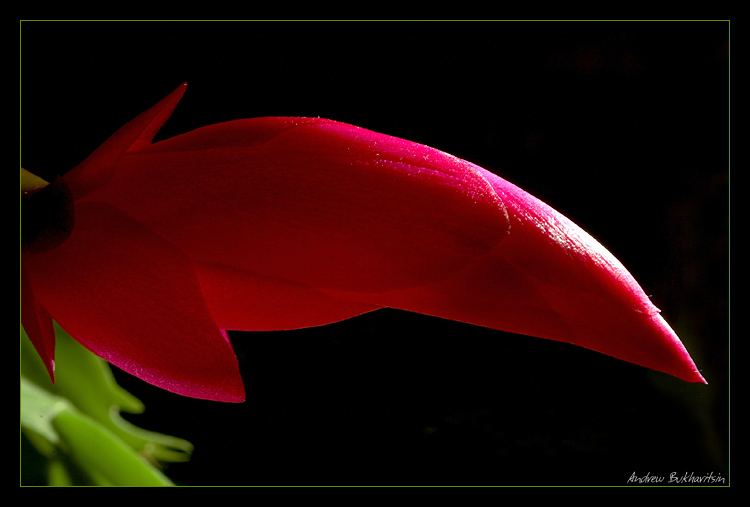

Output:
xmin=649 ymin=313 xmax=707 ymax=385
xmin=173 ymin=81 xmax=188 ymax=97
xmin=674 ymin=367 xmax=707 ymax=385
xmin=63 ymin=82 xmax=190 ymax=199
xmin=669 ymin=352 xmax=707 ymax=384
xmin=195 ymin=388 xmax=246 ymax=404
xmin=683 ymin=362 xmax=708 ymax=384
xmin=47 ymin=359 xmax=56 ymax=384
xmin=168 ymin=380 xmax=246 ymax=403
xmin=221 ymin=391 xmax=246 ymax=403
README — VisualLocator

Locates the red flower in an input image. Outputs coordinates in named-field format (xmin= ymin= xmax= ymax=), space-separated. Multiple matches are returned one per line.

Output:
xmin=21 ymin=83 xmax=705 ymax=403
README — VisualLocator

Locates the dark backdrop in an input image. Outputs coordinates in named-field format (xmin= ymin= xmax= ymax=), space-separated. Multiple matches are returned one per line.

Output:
xmin=20 ymin=20 xmax=729 ymax=486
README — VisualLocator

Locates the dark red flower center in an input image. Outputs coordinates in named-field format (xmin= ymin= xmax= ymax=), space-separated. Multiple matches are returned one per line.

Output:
xmin=22 ymin=176 xmax=75 ymax=253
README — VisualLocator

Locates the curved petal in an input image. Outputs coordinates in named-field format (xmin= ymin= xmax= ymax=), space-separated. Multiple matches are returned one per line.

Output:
xmin=325 ymin=169 xmax=705 ymax=383
xmin=81 ymin=113 xmax=704 ymax=384
xmin=22 ymin=201 xmax=245 ymax=402
xmin=483 ymin=170 xmax=705 ymax=383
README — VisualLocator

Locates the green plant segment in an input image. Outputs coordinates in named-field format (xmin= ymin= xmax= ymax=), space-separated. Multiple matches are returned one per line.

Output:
xmin=21 ymin=324 xmax=193 ymax=486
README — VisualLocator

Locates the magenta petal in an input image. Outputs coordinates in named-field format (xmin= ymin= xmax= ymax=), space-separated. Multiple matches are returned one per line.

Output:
xmin=85 ymin=117 xmax=511 ymax=295
xmin=194 ymin=262 xmax=378 ymax=331
xmin=22 ymin=201 xmax=245 ymax=402
xmin=63 ymin=83 xmax=187 ymax=200
xmin=322 ymin=167 xmax=705 ymax=383
xmin=481 ymin=169 xmax=706 ymax=383
xmin=28 ymin=84 xmax=704 ymax=395
xmin=79 ymin=110 xmax=705 ymax=384
xmin=21 ymin=262 xmax=56 ymax=380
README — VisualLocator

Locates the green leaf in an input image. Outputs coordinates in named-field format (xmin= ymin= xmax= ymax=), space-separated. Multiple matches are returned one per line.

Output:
xmin=21 ymin=323 xmax=193 ymax=485
xmin=20 ymin=378 xmax=68 ymax=448
xmin=51 ymin=409 xmax=174 ymax=486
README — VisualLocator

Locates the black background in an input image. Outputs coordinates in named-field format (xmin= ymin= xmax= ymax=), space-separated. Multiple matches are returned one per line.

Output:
xmin=21 ymin=21 xmax=729 ymax=486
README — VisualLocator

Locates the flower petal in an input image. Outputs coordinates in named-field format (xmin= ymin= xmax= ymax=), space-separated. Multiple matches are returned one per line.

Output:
xmin=64 ymin=83 xmax=187 ymax=200
xmin=85 ymin=117 xmax=511 ymax=295
xmin=482 ymin=169 xmax=706 ymax=383
xmin=193 ymin=262 xmax=378 ymax=331
xmin=21 ymin=262 xmax=56 ymax=380
xmin=324 ymin=168 xmax=705 ymax=383
xmin=22 ymin=201 xmax=245 ymax=402
xmin=81 ymin=112 xmax=704 ymax=383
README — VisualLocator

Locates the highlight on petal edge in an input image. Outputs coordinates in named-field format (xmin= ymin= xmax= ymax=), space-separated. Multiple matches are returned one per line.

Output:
xmin=20 ymin=83 xmax=706 ymax=402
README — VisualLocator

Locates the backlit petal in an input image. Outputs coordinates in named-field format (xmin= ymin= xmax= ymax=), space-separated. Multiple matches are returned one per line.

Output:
xmin=81 ymin=109 xmax=704 ymax=383
xmin=324 ymin=169 xmax=705 ymax=383
xmin=22 ymin=201 xmax=245 ymax=402
xmin=24 ymin=83 xmax=705 ymax=404
xmin=21 ymin=262 xmax=56 ymax=380
xmin=64 ymin=83 xmax=187 ymax=200
xmin=85 ymin=118 xmax=510 ymax=295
